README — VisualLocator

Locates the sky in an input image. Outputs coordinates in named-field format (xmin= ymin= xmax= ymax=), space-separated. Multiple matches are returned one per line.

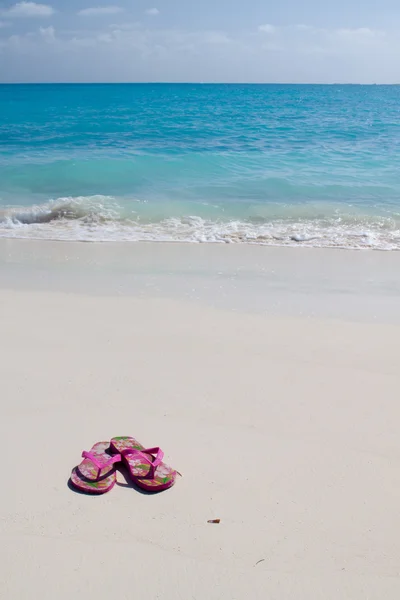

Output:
xmin=0 ymin=1 xmax=399 ymax=83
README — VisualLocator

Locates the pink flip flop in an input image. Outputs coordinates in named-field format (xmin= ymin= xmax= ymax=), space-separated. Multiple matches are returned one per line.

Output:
xmin=110 ymin=436 xmax=177 ymax=492
xmin=70 ymin=442 xmax=121 ymax=494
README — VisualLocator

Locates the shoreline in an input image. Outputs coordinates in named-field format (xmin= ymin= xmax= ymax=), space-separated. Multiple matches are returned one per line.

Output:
xmin=2 ymin=235 xmax=400 ymax=250
xmin=1 ymin=229 xmax=399 ymax=250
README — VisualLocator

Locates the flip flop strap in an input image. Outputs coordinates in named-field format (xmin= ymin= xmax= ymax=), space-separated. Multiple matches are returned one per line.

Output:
xmin=82 ymin=451 xmax=121 ymax=478
xmin=122 ymin=447 xmax=164 ymax=476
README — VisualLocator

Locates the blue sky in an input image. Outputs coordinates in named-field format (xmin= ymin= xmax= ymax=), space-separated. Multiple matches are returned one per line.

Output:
xmin=0 ymin=1 xmax=399 ymax=82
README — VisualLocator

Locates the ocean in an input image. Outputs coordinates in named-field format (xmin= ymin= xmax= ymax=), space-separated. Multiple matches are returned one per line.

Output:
xmin=1 ymin=83 xmax=400 ymax=249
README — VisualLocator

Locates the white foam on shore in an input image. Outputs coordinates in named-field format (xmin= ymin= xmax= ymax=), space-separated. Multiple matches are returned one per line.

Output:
xmin=1 ymin=196 xmax=400 ymax=249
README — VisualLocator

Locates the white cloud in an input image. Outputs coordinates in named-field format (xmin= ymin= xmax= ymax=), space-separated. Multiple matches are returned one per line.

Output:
xmin=97 ymin=33 xmax=113 ymax=43
xmin=78 ymin=6 xmax=123 ymax=16
xmin=1 ymin=2 xmax=54 ymax=18
xmin=145 ymin=8 xmax=159 ymax=16
xmin=335 ymin=27 xmax=385 ymax=39
xmin=39 ymin=25 xmax=55 ymax=41
xmin=293 ymin=24 xmax=315 ymax=32
xmin=258 ymin=24 xmax=275 ymax=34
xmin=0 ymin=22 xmax=396 ymax=84
xmin=107 ymin=22 xmax=141 ymax=31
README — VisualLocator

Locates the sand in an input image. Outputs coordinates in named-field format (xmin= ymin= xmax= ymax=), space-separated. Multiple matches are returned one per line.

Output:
xmin=1 ymin=240 xmax=400 ymax=599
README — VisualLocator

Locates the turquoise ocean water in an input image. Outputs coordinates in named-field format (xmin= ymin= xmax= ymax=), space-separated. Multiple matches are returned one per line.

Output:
xmin=1 ymin=83 xmax=400 ymax=248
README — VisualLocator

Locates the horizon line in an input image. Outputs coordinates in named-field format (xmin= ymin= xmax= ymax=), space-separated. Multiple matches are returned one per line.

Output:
xmin=0 ymin=81 xmax=398 ymax=86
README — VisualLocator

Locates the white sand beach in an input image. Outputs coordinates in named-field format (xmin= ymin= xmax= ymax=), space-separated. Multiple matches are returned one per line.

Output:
xmin=1 ymin=240 xmax=400 ymax=599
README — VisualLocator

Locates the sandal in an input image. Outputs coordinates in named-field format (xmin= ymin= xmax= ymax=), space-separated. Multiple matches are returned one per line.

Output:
xmin=70 ymin=442 xmax=121 ymax=494
xmin=110 ymin=436 xmax=177 ymax=492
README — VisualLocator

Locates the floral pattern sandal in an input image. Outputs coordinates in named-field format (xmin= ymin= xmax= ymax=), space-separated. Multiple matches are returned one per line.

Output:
xmin=70 ymin=442 xmax=121 ymax=494
xmin=110 ymin=436 xmax=177 ymax=492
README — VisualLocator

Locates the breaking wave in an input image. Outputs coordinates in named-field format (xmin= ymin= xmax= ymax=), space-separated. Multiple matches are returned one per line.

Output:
xmin=1 ymin=195 xmax=400 ymax=250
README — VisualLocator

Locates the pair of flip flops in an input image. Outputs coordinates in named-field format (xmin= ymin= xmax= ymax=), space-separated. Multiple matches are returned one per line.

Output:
xmin=70 ymin=436 xmax=177 ymax=494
